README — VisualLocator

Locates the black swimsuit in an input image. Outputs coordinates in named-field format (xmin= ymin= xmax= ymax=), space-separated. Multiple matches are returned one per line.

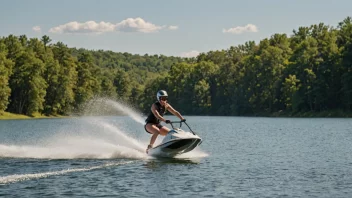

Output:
xmin=144 ymin=102 xmax=166 ymax=134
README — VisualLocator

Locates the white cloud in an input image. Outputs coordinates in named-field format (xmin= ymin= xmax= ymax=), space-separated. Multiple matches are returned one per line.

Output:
xmin=115 ymin=17 xmax=162 ymax=33
xmin=223 ymin=24 xmax=258 ymax=34
xmin=49 ymin=18 xmax=170 ymax=34
xmin=168 ymin=25 xmax=178 ymax=30
xmin=180 ymin=50 xmax=200 ymax=58
xmin=32 ymin=26 xmax=41 ymax=33
xmin=49 ymin=21 xmax=115 ymax=34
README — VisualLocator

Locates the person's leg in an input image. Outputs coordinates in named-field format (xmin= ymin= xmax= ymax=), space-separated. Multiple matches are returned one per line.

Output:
xmin=145 ymin=124 xmax=171 ymax=148
xmin=158 ymin=126 xmax=170 ymax=136
xmin=146 ymin=123 xmax=161 ymax=146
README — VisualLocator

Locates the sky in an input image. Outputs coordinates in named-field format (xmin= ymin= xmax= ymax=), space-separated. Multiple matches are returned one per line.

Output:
xmin=1 ymin=0 xmax=351 ymax=57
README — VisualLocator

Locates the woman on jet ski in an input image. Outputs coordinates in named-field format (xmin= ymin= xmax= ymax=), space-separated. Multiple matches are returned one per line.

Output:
xmin=145 ymin=90 xmax=186 ymax=153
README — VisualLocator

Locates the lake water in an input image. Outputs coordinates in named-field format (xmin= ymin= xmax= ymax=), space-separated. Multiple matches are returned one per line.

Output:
xmin=1 ymin=114 xmax=352 ymax=197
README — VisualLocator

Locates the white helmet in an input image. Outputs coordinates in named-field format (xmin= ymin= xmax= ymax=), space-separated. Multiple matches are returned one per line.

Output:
xmin=157 ymin=90 xmax=168 ymax=102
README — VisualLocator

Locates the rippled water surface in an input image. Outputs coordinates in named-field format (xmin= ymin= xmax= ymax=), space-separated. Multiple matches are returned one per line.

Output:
xmin=1 ymin=116 xmax=352 ymax=197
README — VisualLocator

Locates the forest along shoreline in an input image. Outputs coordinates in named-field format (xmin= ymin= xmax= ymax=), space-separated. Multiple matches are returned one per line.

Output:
xmin=1 ymin=110 xmax=351 ymax=120
xmin=1 ymin=16 xmax=352 ymax=118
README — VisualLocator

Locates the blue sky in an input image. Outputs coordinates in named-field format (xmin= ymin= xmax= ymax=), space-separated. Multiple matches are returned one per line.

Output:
xmin=1 ymin=0 xmax=351 ymax=57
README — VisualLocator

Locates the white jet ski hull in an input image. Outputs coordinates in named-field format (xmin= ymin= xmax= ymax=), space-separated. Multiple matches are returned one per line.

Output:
xmin=148 ymin=129 xmax=202 ymax=158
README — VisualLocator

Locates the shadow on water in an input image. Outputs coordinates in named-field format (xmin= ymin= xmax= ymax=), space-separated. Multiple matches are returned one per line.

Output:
xmin=144 ymin=157 xmax=202 ymax=169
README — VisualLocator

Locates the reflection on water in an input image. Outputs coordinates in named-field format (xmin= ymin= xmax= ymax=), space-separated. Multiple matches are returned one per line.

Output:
xmin=145 ymin=157 xmax=201 ymax=168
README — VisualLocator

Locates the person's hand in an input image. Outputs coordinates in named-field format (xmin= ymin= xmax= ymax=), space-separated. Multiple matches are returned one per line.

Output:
xmin=165 ymin=120 xmax=171 ymax=124
xmin=181 ymin=119 xmax=186 ymax=122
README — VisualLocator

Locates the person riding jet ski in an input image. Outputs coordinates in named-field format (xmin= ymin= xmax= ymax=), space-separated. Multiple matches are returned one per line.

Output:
xmin=144 ymin=90 xmax=186 ymax=153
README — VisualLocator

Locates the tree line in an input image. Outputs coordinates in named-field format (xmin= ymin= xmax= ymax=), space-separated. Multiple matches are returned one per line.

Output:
xmin=0 ymin=17 xmax=351 ymax=117
xmin=141 ymin=17 xmax=352 ymax=116
xmin=0 ymin=35 xmax=186 ymax=116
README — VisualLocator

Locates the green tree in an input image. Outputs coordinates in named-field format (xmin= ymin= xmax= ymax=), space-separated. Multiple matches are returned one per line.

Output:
xmin=337 ymin=17 xmax=352 ymax=110
xmin=8 ymin=50 xmax=47 ymax=115
xmin=100 ymin=70 xmax=117 ymax=98
xmin=166 ymin=62 xmax=195 ymax=113
xmin=258 ymin=44 xmax=287 ymax=112
xmin=41 ymin=35 xmax=52 ymax=50
xmin=192 ymin=61 xmax=219 ymax=114
xmin=282 ymin=74 xmax=301 ymax=111
xmin=52 ymin=42 xmax=77 ymax=114
xmin=114 ymin=69 xmax=131 ymax=100
xmin=0 ymin=42 xmax=14 ymax=114
xmin=3 ymin=35 xmax=23 ymax=60
xmin=75 ymin=52 xmax=101 ymax=108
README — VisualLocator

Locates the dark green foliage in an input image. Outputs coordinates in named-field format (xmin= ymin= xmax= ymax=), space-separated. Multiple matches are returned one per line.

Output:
xmin=0 ymin=16 xmax=351 ymax=117
xmin=0 ymin=42 xmax=14 ymax=114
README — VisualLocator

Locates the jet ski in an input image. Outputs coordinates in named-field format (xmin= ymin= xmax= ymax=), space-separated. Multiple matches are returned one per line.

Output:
xmin=147 ymin=121 xmax=202 ymax=158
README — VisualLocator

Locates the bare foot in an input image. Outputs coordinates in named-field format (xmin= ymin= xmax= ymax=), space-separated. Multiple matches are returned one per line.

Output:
xmin=146 ymin=145 xmax=152 ymax=154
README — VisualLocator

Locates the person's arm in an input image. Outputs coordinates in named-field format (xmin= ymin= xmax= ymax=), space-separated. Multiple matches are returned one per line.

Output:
xmin=166 ymin=104 xmax=184 ymax=120
xmin=151 ymin=104 xmax=168 ymax=122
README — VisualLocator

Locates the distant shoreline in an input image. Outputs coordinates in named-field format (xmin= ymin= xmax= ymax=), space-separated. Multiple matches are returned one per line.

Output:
xmin=1 ymin=110 xmax=351 ymax=120
xmin=252 ymin=110 xmax=352 ymax=118
xmin=0 ymin=112 xmax=67 ymax=120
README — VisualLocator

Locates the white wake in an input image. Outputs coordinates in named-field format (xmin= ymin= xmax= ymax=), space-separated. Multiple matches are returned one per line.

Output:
xmin=0 ymin=161 xmax=134 ymax=185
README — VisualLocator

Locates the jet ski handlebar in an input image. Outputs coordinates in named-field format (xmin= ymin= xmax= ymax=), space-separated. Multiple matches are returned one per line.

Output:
xmin=168 ymin=121 xmax=183 ymax=123
xmin=168 ymin=121 xmax=196 ymax=135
